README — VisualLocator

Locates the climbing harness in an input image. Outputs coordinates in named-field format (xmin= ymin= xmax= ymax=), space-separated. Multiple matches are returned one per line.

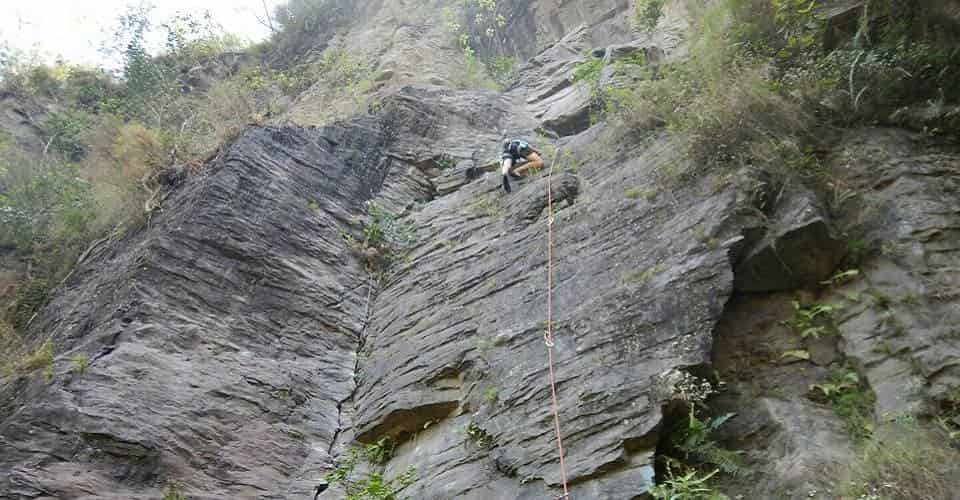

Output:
xmin=544 ymin=144 xmax=570 ymax=499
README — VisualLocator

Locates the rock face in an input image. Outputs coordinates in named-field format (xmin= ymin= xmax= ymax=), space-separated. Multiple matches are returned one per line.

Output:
xmin=2 ymin=1 xmax=960 ymax=500
xmin=824 ymin=129 xmax=960 ymax=416
xmin=0 ymin=123 xmax=395 ymax=498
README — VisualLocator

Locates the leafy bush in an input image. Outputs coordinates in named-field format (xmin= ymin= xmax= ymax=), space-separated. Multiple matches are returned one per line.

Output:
xmin=0 ymin=155 xmax=94 ymax=252
xmin=443 ymin=0 xmax=514 ymax=90
xmin=605 ymin=0 xmax=960 ymax=176
xmin=271 ymin=0 xmax=355 ymax=58
xmin=43 ymin=110 xmax=93 ymax=160
xmin=634 ymin=0 xmax=667 ymax=32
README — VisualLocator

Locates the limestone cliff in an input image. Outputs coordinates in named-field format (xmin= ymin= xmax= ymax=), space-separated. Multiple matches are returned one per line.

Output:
xmin=2 ymin=1 xmax=959 ymax=499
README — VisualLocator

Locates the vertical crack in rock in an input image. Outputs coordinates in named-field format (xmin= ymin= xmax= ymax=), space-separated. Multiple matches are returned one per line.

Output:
xmin=328 ymin=277 xmax=378 ymax=457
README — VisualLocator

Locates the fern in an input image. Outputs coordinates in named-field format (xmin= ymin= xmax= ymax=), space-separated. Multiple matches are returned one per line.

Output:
xmin=675 ymin=406 xmax=746 ymax=476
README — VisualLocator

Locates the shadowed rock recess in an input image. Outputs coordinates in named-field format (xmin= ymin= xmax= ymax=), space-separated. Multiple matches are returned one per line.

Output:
xmin=3 ymin=1 xmax=960 ymax=499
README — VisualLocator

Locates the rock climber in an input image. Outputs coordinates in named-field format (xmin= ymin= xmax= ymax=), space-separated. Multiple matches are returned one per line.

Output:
xmin=500 ymin=138 xmax=544 ymax=193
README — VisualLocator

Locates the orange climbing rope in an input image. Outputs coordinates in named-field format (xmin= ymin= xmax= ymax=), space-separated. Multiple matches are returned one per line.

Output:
xmin=544 ymin=145 xmax=570 ymax=499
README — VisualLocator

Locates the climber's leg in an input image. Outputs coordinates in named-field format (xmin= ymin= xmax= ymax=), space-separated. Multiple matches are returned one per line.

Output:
xmin=513 ymin=152 xmax=544 ymax=176
xmin=501 ymin=157 xmax=513 ymax=192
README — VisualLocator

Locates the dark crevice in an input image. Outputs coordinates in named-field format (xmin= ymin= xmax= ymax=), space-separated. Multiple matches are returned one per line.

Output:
xmin=327 ymin=276 xmax=378 ymax=457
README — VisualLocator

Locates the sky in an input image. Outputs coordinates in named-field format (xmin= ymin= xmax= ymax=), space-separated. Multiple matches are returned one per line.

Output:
xmin=0 ymin=0 xmax=286 ymax=67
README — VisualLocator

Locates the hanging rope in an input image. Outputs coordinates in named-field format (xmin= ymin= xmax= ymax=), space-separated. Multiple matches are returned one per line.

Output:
xmin=544 ymin=145 xmax=570 ymax=499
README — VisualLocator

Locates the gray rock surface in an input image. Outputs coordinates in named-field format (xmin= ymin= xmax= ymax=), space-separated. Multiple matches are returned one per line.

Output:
xmin=0 ymin=91 xmax=49 ymax=154
xmin=354 ymin=123 xmax=744 ymax=498
xmin=3 ymin=1 xmax=960 ymax=500
xmin=0 ymin=123 xmax=393 ymax=498
xmin=824 ymin=129 xmax=960 ymax=417
xmin=734 ymin=188 xmax=847 ymax=292
xmin=711 ymin=294 xmax=854 ymax=500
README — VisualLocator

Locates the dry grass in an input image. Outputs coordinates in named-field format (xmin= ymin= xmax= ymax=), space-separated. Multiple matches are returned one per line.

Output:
xmin=840 ymin=422 xmax=960 ymax=500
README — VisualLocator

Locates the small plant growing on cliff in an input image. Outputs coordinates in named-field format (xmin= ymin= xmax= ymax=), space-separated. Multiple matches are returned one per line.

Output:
xmin=572 ymin=55 xmax=606 ymax=118
xmin=820 ymin=269 xmax=860 ymax=287
xmin=810 ymin=368 xmax=875 ymax=442
xmin=671 ymin=405 xmax=745 ymax=476
xmin=325 ymin=441 xmax=416 ymax=500
xmin=69 ymin=354 xmax=89 ymax=376
xmin=362 ymin=438 xmax=396 ymax=465
xmin=653 ymin=397 xmax=741 ymax=498
xmin=651 ymin=466 xmax=727 ymax=500
xmin=785 ymin=301 xmax=842 ymax=339
xmin=163 ymin=482 xmax=186 ymax=500
xmin=18 ymin=341 xmax=55 ymax=376
xmin=466 ymin=422 xmax=494 ymax=448
xmin=365 ymin=203 xmax=416 ymax=249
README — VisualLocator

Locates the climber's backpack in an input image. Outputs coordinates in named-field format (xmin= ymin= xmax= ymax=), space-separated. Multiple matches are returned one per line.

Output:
xmin=503 ymin=139 xmax=536 ymax=160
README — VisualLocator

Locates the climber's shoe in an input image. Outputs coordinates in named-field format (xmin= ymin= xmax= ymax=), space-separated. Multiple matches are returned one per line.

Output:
xmin=509 ymin=172 xmax=522 ymax=180
xmin=502 ymin=175 xmax=512 ymax=193
xmin=314 ymin=480 xmax=329 ymax=499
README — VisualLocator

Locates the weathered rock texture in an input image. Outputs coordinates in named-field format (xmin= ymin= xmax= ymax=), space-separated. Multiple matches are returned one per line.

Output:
xmin=2 ymin=1 xmax=960 ymax=499
xmin=0 ymin=123 xmax=395 ymax=498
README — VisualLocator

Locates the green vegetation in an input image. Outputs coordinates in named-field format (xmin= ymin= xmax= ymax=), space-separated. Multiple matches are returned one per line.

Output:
xmin=655 ymin=404 xmax=738 ymax=499
xmin=70 ymin=354 xmax=89 ymax=376
xmin=784 ymin=300 xmax=842 ymax=339
xmin=482 ymin=386 xmax=498 ymax=403
xmin=270 ymin=0 xmax=355 ymax=57
xmin=820 ymin=269 xmax=860 ymax=287
xmin=0 ymin=7 xmax=299 ymax=336
xmin=1 ymin=339 xmax=56 ymax=379
xmin=443 ymin=0 xmax=515 ymax=90
xmin=651 ymin=468 xmax=727 ymax=500
xmin=325 ymin=438 xmax=416 ymax=500
xmin=624 ymin=264 xmax=666 ymax=285
xmin=810 ymin=368 xmax=875 ymax=442
xmin=465 ymin=422 xmax=494 ymax=447
xmin=841 ymin=421 xmax=959 ymax=500
xmin=780 ymin=349 xmax=810 ymax=362
xmin=282 ymin=46 xmax=376 ymax=124
xmin=692 ymin=226 xmax=721 ymax=250
xmin=0 ymin=2 xmax=388 ymax=338
xmin=162 ymin=482 xmax=186 ymax=500
xmin=671 ymin=406 xmax=745 ymax=476
xmin=634 ymin=0 xmax=667 ymax=32
xmin=572 ymin=55 xmax=608 ymax=120
xmin=363 ymin=203 xmax=416 ymax=252
xmin=937 ymin=386 xmax=960 ymax=444
xmin=604 ymin=0 xmax=960 ymax=180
